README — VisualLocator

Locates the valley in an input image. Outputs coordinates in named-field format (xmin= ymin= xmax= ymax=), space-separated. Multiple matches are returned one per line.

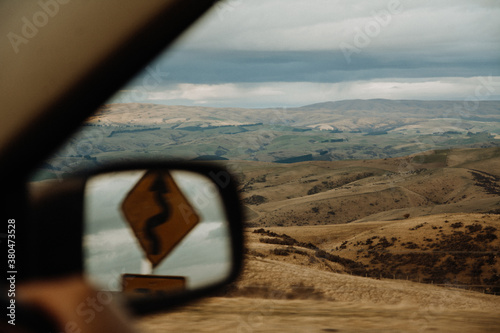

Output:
xmin=229 ymin=148 xmax=500 ymax=227
xmin=33 ymin=100 xmax=500 ymax=180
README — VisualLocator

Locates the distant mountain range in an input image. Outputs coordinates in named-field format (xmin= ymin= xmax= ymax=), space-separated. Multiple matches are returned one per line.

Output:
xmin=85 ymin=99 xmax=500 ymax=162
xmin=297 ymin=99 xmax=500 ymax=115
xmin=34 ymin=99 xmax=500 ymax=180
xmin=91 ymin=99 xmax=500 ymax=130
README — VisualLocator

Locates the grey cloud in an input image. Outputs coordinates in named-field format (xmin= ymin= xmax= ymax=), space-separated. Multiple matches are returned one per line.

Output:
xmin=138 ymin=49 xmax=500 ymax=85
xmin=183 ymin=0 xmax=500 ymax=53
xmin=145 ymin=0 xmax=500 ymax=85
xmin=115 ymin=0 xmax=500 ymax=107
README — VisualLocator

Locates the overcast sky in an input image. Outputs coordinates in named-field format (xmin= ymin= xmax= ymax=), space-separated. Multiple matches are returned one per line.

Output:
xmin=111 ymin=0 xmax=500 ymax=108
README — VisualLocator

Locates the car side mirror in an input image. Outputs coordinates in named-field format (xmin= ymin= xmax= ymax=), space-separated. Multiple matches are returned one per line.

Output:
xmin=27 ymin=162 xmax=244 ymax=315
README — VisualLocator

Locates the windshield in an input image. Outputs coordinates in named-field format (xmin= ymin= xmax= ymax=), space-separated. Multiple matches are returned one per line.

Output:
xmin=31 ymin=1 xmax=500 ymax=331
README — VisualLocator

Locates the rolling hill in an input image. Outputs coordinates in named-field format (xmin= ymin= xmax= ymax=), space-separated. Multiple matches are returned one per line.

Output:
xmin=228 ymin=148 xmax=500 ymax=227
xmin=33 ymin=100 xmax=500 ymax=180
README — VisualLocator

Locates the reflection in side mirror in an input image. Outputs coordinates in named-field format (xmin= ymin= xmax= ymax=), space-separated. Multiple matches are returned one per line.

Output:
xmin=83 ymin=168 xmax=236 ymax=297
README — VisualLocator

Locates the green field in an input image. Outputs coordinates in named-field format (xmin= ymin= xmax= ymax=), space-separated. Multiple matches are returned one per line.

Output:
xmin=30 ymin=100 xmax=500 ymax=180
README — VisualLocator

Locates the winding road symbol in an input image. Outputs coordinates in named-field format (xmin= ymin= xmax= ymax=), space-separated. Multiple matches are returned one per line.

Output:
xmin=144 ymin=174 xmax=171 ymax=255
xmin=121 ymin=170 xmax=200 ymax=268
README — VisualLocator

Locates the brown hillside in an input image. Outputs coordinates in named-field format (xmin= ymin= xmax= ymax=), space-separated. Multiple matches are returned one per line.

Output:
xmin=228 ymin=148 xmax=500 ymax=227
xmin=246 ymin=213 xmax=500 ymax=293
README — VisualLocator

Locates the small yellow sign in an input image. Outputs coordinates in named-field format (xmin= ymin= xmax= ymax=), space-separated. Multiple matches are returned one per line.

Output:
xmin=121 ymin=170 xmax=200 ymax=268
xmin=122 ymin=273 xmax=186 ymax=295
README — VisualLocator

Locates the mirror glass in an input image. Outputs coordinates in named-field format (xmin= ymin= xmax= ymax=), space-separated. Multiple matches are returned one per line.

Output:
xmin=83 ymin=169 xmax=232 ymax=296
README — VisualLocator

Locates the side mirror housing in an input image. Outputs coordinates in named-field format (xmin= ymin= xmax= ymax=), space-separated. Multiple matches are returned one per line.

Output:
xmin=27 ymin=162 xmax=244 ymax=315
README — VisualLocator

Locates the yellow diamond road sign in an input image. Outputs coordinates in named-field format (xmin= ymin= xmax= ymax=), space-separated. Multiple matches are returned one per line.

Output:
xmin=121 ymin=170 xmax=200 ymax=268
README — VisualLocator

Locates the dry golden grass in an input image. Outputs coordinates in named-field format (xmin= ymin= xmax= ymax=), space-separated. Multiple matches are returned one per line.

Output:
xmin=138 ymin=296 xmax=500 ymax=333
xmin=231 ymin=149 xmax=500 ymax=227
xmin=137 ymin=216 xmax=500 ymax=332
xmin=246 ymin=213 xmax=500 ymax=289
